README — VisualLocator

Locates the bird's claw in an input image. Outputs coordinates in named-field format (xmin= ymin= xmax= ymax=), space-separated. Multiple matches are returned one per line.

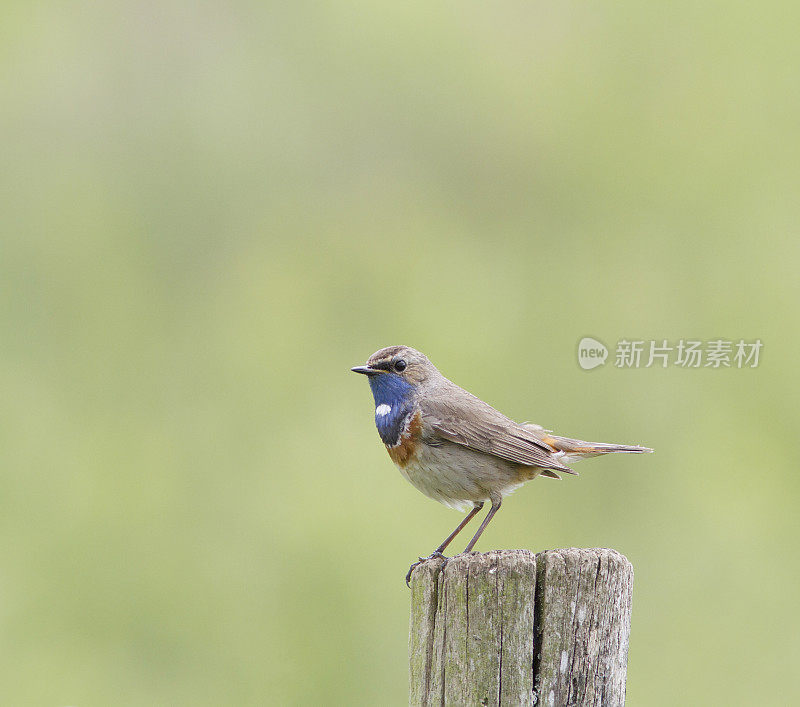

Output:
xmin=405 ymin=551 xmax=447 ymax=587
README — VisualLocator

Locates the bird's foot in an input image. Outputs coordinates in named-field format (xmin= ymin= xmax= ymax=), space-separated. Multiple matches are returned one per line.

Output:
xmin=405 ymin=551 xmax=448 ymax=587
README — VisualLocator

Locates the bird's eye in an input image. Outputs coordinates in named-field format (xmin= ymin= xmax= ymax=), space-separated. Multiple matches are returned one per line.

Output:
xmin=394 ymin=359 xmax=407 ymax=372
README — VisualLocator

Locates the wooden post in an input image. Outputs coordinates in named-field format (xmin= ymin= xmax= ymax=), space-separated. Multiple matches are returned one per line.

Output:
xmin=408 ymin=548 xmax=633 ymax=706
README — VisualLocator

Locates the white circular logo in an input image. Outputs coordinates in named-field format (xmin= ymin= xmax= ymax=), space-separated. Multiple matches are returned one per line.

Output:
xmin=577 ymin=337 xmax=608 ymax=370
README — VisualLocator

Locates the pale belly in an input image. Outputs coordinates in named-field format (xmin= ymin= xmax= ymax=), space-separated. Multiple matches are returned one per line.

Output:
xmin=393 ymin=440 xmax=539 ymax=511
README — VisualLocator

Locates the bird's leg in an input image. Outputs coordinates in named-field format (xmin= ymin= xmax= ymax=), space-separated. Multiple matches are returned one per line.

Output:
xmin=461 ymin=498 xmax=502 ymax=554
xmin=433 ymin=501 xmax=484 ymax=555
xmin=405 ymin=502 xmax=484 ymax=586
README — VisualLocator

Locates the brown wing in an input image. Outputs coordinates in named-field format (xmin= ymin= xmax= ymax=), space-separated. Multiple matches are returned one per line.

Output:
xmin=419 ymin=383 xmax=573 ymax=473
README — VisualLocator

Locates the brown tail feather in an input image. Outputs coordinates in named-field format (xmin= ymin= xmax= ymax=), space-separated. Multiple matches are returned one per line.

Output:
xmin=545 ymin=434 xmax=653 ymax=460
xmin=538 ymin=469 xmax=564 ymax=480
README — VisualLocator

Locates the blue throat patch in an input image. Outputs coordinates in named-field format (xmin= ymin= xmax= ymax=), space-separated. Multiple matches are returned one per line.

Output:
xmin=367 ymin=373 xmax=415 ymax=446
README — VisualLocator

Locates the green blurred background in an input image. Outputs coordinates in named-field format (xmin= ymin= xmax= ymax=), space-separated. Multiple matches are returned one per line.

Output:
xmin=2 ymin=2 xmax=798 ymax=704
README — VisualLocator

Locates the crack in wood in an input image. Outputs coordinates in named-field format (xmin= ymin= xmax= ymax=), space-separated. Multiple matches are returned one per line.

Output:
xmin=409 ymin=548 xmax=633 ymax=707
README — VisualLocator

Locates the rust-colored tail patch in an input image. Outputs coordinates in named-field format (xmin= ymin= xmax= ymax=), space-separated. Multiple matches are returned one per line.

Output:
xmin=543 ymin=434 xmax=652 ymax=456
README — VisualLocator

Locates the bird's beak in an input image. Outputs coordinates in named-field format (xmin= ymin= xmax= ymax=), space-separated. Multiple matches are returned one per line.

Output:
xmin=351 ymin=365 xmax=383 ymax=376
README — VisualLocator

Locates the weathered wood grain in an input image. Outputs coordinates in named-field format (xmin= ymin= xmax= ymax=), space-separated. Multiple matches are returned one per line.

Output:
xmin=408 ymin=548 xmax=633 ymax=707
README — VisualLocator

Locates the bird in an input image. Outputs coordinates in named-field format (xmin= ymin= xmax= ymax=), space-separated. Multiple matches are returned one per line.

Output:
xmin=351 ymin=345 xmax=652 ymax=585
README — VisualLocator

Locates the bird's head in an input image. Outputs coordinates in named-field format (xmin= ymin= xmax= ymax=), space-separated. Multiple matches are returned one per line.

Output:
xmin=352 ymin=346 xmax=436 ymax=443
xmin=351 ymin=345 xmax=435 ymax=386
xmin=351 ymin=346 xmax=439 ymax=414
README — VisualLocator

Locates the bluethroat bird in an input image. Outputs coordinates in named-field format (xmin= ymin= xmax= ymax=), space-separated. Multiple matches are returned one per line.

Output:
xmin=352 ymin=346 xmax=652 ymax=585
